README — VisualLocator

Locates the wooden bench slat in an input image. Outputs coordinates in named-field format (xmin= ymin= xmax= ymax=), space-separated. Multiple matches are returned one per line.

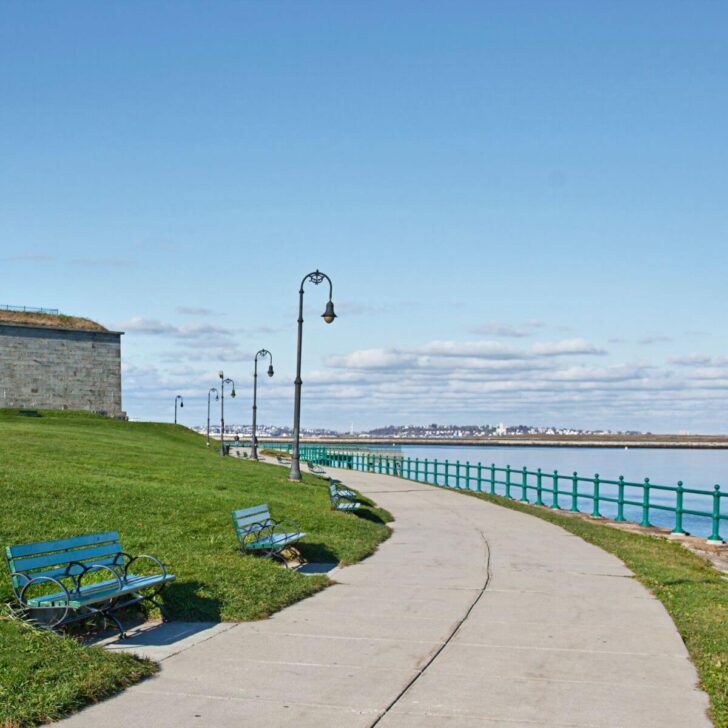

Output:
xmin=248 ymin=532 xmax=304 ymax=550
xmin=20 ymin=555 xmax=124 ymax=583
xmin=234 ymin=515 xmax=272 ymax=530
xmin=232 ymin=505 xmax=269 ymax=519
xmin=6 ymin=531 xmax=119 ymax=559
xmin=28 ymin=573 xmax=175 ymax=608
xmin=10 ymin=543 xmax=122 ymax=574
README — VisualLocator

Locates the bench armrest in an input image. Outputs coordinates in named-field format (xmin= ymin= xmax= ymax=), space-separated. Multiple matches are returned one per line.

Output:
xmin=122 ymin=554 xmax=168 ymax=581
xmin=271 ymin=517 xmax=302 ymax=535
xmin=72 ymin=562 xmax=123 ymax=592
xmin=238 ymin=519 xmax=274 ymax=546
xmin=17 ymin=575 xmax=72 ymax=627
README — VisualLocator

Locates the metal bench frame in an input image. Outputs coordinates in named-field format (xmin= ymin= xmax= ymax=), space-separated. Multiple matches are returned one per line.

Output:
xmin=232 ymin=504 xmax=305 ymax=566
xmin=4 ymin=531 xmax=175 ymax=638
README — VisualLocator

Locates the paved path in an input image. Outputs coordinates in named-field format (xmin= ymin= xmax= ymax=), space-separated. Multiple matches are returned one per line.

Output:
xmin=62 ymin=468 xmax=712 ymax=727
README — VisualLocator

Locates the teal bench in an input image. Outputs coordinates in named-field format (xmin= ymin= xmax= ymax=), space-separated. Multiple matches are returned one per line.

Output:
xmin=329 ymin=481 xmax=364 ymax=512
xmin=4 ymin=531 xmax=175 ymax=637
xmin=307 ymin=461 xmax=326 ymax=476
xmin=232 ymin=505 xmax=305 ymax=565
xmin=330 ymin=478 xmax=357 ymax=499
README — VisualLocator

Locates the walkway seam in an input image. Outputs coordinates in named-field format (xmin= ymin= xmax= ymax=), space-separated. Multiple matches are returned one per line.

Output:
xmin=368 ymin=491 xmax=493 ymax=727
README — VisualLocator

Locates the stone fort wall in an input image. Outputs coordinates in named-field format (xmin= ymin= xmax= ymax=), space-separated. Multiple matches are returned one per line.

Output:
xmin=0 ymin=324 xmax=124 ymax=417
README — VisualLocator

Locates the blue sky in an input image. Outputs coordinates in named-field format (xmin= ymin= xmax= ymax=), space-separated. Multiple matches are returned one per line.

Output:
xmin=1 ymin=2 xmax=727 ymax=432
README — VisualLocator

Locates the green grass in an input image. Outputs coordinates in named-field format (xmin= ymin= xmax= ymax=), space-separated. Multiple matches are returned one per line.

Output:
xmin=462 ymin=489 xmax=728 ymax=728
xmin=0 ymin=618 xmax=157 ymax=726
xmin=0 ymin=409 xmax=391 ymax=727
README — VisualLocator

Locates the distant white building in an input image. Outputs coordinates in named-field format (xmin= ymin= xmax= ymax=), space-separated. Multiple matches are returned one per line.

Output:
xmin=495 ymin=422 xmax=507 ymax=436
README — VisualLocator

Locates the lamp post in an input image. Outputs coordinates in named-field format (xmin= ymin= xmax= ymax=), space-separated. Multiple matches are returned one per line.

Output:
xmin=251 ymin=350 xmax=274 ymax=460
xmin=218 ymin=371 xmax=236 ymax=456
xmin=206 ymin=387 xmax=219 ymax=447
xmin=174 ymin=395 xmax=184 ymax=424
xmin=289 ymin=270 xmax=336 ymax=481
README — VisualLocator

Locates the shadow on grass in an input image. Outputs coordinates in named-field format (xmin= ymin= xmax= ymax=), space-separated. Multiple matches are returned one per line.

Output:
xmin=164 ymin=580 xmax=223 ymax=622
xmin=297 ymin=542 xmax=341 ymax=563
xmin=354 ymin=508 xmax=389 ymax=525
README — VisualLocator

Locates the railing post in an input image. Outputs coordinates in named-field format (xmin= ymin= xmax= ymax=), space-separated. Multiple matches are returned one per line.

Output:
xmin=591 ymin=474 xmax=601 ymax=517
xmin=465 ymin=461 xmax=470 ymax=490
xmin=640 ymin=478 xmax=652 ymax=527
xmin=571 ymin=472 xmax=579 ymax=512
xmin=671 ymin=481 xmax=686 ymax=535
xmin=434 ymin=459 xmax=438 ymax=485
xmin=490 ymin=463 xmax=496 ymax=495
xmin=615 ymin=476 xmax=626 ymax=522
xmin=445 ymin=460 xmax=450 ymax=488
xmin=505 ymin=465 xmax=512 ymax=499
xmin=414 ymin=457 xmax=419 ymax=481
xmin=535 ymin=468 xmax=544 ymax=505
xmin=551 ymin=470 xmax=560 ymax=509
xmin=456 ymin=460 xmax=461 ymax=489
xmin=424 ymin=458 xmax=428 ymax=482
xmin=477 ymin=462 xmax=483 ymax=492
xmin=707 ymin=485 xmax=724 ymax=544
xmin=520 ymin=467 xmax=529 ymax=501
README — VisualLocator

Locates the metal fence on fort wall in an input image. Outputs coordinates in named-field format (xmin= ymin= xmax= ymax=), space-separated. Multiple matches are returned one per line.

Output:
xmin=265 ymin=442 xmax=726 ymax=544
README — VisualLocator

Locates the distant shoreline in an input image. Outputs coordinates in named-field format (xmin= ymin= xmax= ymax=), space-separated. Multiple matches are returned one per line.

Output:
xmin=258 ymin=435 xmax=728 ymax=450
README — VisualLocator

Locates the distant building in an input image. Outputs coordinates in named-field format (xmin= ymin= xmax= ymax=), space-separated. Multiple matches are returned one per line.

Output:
xmin=0 ymin=307 xmax=125 ymax=418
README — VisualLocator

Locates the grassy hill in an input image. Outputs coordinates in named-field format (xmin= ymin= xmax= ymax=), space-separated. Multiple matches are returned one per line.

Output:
xmin=0 ymin=409 xmax=391 ymax=726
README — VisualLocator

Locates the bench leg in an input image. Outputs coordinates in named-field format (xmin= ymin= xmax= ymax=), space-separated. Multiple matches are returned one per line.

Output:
xmin=144 ymin=594 xmax=171 ymax=623
xmin=103 ymin=609 xmax=128 ymax=639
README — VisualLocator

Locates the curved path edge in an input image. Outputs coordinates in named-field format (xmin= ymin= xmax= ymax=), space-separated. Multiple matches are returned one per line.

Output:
xmin=60 ymin=467 xmax=712 ymax=728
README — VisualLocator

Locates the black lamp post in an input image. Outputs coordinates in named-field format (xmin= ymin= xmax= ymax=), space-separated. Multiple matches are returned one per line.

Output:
xmin=206 ymin=387 xmax=219 ymax=447
xmin=174 ymin=395 xmax=184 ymax=424
xmin=289 ymin=270 xmax=336 ymax=481
xmin=251 ymin=350 xmax=274 ymax=460
xmin=218 ymin=371 xmax=236 ymax=456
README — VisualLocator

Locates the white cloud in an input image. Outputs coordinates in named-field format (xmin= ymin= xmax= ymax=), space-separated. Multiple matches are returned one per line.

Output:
xmin=326 ymin=348 xmax=414 ymax=370
xmin=669 ymin=354 xmax=725 ymax=367
xmin=176 ymin=306 xmax=218 ymax=316
xmin=471 ymin=321 xmax=544 ymax=338
xmin=530 ymin=338 xmax=606 ymax=356
xmin=118 ymin=316 xmax=234 ymax=340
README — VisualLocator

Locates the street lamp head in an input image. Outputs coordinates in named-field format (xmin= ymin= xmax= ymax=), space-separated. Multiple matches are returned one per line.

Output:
xmin=231 ymin=388 xmax=236 ymax=398
xmin=322 ymin=300 xmax=336 ymax=324
xmin=267 ymin=364 xmax=274 ymax=378
xmin=180 ymin=401 xmax=184 ymax=408
xmin=218 ymin=370 xmax=224 ymax=379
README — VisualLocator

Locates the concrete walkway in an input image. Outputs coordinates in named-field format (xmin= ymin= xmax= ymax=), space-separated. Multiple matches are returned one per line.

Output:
xmin=61 ymin=468 xmax=712 ymax=727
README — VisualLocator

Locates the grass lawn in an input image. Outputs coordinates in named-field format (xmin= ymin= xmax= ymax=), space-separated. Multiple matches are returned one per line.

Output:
xmin=0 ymin=410 xmax=391 ymax=727
xmin=460 ymin=489 xmax=728 ymax=728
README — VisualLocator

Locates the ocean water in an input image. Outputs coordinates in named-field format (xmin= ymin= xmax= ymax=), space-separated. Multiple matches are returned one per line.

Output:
xmin=393 ymin=444 xmax=728 ymax=540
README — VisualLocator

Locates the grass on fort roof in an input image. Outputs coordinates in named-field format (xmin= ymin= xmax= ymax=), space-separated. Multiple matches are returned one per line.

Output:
xmin=0 ymin=310 xmax=108 ymax=331
xmin=0 ymin=409 xmax=391 ymax=727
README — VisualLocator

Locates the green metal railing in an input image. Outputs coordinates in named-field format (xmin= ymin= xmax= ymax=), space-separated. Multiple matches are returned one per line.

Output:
xmin=265 ymin=443 xmax=726 ymax=544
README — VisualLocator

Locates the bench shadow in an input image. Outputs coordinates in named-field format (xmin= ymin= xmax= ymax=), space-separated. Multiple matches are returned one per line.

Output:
xmin=90 ymin=619 xmax=227 ymax=650
xmin=297 ymin=542 xmax=340 ymax=564
xmin=353 ymin=508 xmax=388 ymax=525
xmin=164 ymin=580 xmax=223 ymax=622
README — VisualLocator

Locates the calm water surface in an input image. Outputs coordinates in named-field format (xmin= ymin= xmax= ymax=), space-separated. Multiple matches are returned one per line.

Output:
xmin=394 ymin=445 xmax=728 ymax=539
